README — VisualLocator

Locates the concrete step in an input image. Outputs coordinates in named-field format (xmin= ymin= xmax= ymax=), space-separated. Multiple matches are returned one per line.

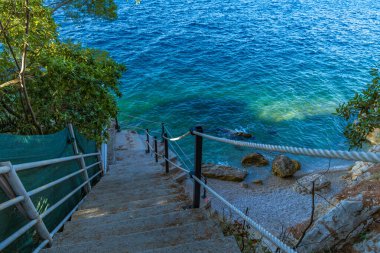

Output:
xmin=92 ymin=176 xmax=175 ymax=192
xmin=74 ymin=193 xmax=189 ymax=219
xmin=44 ymin=220 xmax=224 ymax=253
xmin=140 ymin=236 xmax=241 ymax=253
xmin=100 ymin=171 xmax=167 ymax=183
xmin=71 ymin=200 xmax=190 ymax=222
xmin=88 ymin=182 xmax=181 ymax=198
xmin=55 ymin=209 xmax=208 ymax=245
xmin=80 ymin=187 xmax=184 ymax=208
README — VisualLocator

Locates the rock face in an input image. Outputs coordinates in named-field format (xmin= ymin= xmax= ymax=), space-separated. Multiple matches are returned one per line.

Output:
xmin=297 ymin=194 xmax=380 ymax=253
xmin=272 ymin=155 xmax=301 ymax=177
xmin=348 ymin=145 xmax=379 ymax=184
xmin=353 ymin=232 xmax=380 ymax=253
xmin=350 ymin=161 xmax=375 ymax=182
xmin=293 ymin=174 xmax=331 ymax=194
xmin=241 ymin=153 xmax=269 ymax=167
xmin=202 ymin=164 xmax=247 ymax=182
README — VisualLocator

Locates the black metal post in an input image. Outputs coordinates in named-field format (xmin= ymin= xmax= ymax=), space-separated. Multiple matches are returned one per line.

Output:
xmin=154 ymin=136 xmax=158 ymax=163
xmin=115 ymin=117 xmax=121 ymax=132
xmin=202 ymin=177 xmax=207 ymax=199
xmin=164 ymin=133 xmax=169 ymax=173
xmin=193 ymin=126 xmax=203 ymax=208
xmin=146 ymin=129 xmax=150 ymax=153
xmin=161 ymin=122 xmax=165 ymax=143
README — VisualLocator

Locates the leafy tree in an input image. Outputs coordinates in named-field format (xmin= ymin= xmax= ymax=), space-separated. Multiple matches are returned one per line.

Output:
xmin=336 ymin=68 xmax=380 ymax=148
xmin=0 ymin=0 xmax=127 ymax=142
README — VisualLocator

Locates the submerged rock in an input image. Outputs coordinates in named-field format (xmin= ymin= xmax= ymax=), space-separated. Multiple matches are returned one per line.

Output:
xmin=241 ymin=153 xmax=269 ymax=167
xmin=293 ymin=173 xmax=331 ymax=194
xmin=272 ymin=155 xmax=300 ymax=177
xmin=202 ymin=163 xmax=247 ymax=182
xmin=234 ymin=131 xmax=253 ymax=138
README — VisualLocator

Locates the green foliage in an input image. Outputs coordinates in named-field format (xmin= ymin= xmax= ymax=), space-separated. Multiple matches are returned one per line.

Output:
xmin=0 ymin=0 xmax=126 ymax=143
xmin=336 ymin=68 xmax=380 ymax=148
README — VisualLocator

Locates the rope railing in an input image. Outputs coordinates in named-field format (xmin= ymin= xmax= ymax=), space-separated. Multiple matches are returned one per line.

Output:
xmin=192 ymin=131 xmax=380 ymax=163
xmin=119 ymin=115 xmax=380 ymax=253
xmin=164 ymin=126 xmax=194 ymax=167
xmin=162 ymin=130 xmax=191 ymax=141
xmin=192 ymin=175 xmax=296 ymax=253
xmin=143 ymin=130 xmax=191 ymax=173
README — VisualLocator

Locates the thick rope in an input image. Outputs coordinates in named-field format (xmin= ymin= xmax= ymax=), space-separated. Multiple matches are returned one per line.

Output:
xmin=163 ymin=130 xmax=191 ymax=141
xmin=165 ymin=126 xmax=194 ymax=166
xmin=192 ymin=176 xmax=297 ymax=253
xmin=193 ymin=131 xmax=380 ymax=163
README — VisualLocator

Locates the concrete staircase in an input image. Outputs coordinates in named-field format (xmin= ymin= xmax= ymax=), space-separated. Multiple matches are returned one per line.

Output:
xmin=42 ymin=130 xmax=240 ymax=253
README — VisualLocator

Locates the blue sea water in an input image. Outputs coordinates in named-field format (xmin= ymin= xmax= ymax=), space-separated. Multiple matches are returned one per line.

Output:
xmin=55 ymin=0 xmax=380 ymax=176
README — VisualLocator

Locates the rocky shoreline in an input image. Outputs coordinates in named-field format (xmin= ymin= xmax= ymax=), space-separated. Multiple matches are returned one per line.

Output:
xmin=203 ymin=145 xmax=380 ymax=252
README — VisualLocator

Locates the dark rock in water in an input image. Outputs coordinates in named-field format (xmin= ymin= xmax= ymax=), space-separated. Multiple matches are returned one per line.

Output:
xmin=213 ymin=128 xmax=254 ymax=140
xmin=267 ymin=130 xmax=278 ymax=135
xmin=241 ymin=153 xmax=269 ymax=167
xmin=234 ymin=132 xmax=253 ymax=138
xmin=202 ymin=163 xmax=247 ymax=182
xmin=272 ymin=155 xmax=301 ymax=177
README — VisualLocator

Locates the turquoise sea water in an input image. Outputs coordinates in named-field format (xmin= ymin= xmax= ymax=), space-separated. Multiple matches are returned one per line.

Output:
xmin=55 ymin=0 xmax=380 ymax=175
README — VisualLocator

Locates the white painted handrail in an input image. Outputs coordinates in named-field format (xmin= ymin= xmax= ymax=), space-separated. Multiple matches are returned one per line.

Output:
xmin=13 ymin=153 xmax=100 ymax=171
xmin=0 ymin=154 xmax=102 ymax=252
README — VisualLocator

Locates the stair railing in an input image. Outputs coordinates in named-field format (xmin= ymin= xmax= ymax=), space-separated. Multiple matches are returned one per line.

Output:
xmin=0 ymin=126 xmax=106 ymax=253
xmin=123 ymin=113 xmax=380 ymax=253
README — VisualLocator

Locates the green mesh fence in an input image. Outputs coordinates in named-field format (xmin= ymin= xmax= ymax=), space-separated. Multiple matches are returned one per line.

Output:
xmin=0 ymin=127 xmax=101 ymax=253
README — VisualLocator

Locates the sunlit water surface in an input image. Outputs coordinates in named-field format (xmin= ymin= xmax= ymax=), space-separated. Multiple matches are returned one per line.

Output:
xmin=55 ymin=0 xmax=380 ymax=178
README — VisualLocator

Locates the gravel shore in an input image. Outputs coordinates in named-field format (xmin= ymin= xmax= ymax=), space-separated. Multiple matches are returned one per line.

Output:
xmin=206 ymin=169 xmax=348 ymax=236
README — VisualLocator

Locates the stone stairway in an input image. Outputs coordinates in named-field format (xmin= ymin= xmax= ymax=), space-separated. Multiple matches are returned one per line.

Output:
xmin=42 ymin=130 xmax=240 ymax=253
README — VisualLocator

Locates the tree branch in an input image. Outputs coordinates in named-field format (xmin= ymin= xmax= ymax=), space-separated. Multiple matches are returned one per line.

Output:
xmin=295 ymin=181 xmax=316 ymax=248
xmin=19 ymin=0 xmax=43 ymax=134
xmin=0 ymin=20 xmax=21 ymax=71
xmin=0 ymin=93 xmax=20 ymax=119
xmin=50 ymin=0 xmax=74 ymax=13
xmin=0 ymin=79 xmax=20 ymax=89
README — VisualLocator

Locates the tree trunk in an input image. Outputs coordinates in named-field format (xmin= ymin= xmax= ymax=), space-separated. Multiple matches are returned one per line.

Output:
xmin=19 ymin=0 xmax=43 ymax=134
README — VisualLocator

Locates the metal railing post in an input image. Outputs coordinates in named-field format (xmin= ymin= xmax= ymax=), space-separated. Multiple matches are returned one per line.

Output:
xmin=1 ymin=162 xmax=53 ymax=246
xmin=154 ymin=136 xmax=158 ymax=163
xmin=164 ymin=133 xmax=169 ymax=173
xmin=161 ymin=123 xmax=165 ymax=143
xmin=97 ymin=148 xmax=105 ymax=176
xmin=68 ymin=124 xmax=91 ymax=193
xmin=202 ymin=177 xmax=207 ymax=199
xmin=146 ymin=129 xmax=150 ymax=154
xmin=192 ymin=126 xmax=203 ymax=208
xmin=115 ymin=117 xmax=121 ymax=132
xmin=101 ymin=143 xmax=108 ymax=173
